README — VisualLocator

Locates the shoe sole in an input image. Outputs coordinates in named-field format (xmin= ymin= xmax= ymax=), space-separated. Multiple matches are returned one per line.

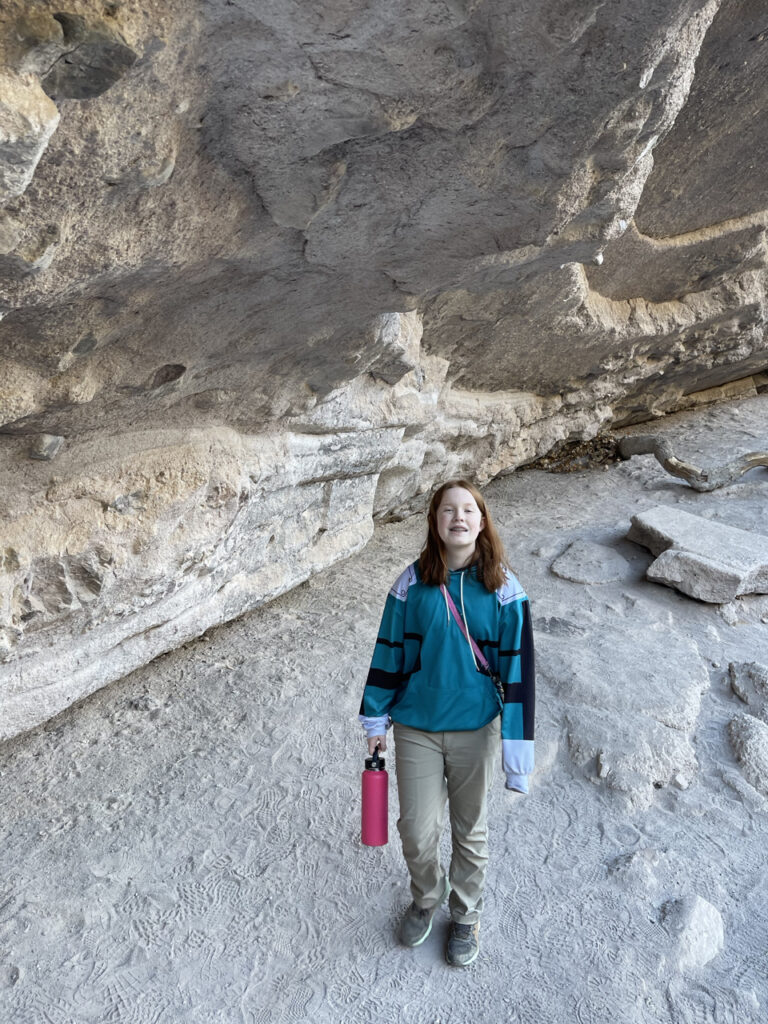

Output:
xmin=446 ymin=918 xmax=479 ymax=966
xmin=402 ymin=918 xmax=433 ymax=948
xmin=446 ymin=945 xmax=479 ymax=967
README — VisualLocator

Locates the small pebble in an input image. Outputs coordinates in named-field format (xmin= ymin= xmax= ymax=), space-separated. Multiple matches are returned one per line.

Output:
xmin=29 ymin=434 xmax=64 ymax=461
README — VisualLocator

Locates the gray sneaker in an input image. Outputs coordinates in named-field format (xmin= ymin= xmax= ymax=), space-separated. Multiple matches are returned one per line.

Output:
xmin=446 ymin=921 xmax=479 ymax=966
xmin=398 ymin=878 xmax=450 ymax=947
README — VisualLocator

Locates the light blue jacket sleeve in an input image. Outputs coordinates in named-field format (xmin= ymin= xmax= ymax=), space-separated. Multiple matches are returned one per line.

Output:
xmin=498 ymin=580 xmax=535 ymax=793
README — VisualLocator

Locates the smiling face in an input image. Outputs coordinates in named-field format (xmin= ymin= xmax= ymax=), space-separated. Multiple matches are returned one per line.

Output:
xmin=435 ymin=486 xmax=486 ymax=568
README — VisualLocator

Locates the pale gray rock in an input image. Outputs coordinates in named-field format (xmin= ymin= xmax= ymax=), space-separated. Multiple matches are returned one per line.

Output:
xmin=728 ymin=714 xmax=768 ymax=798
xmin=550 ymin=539 xmax=631 ymax=584
xmin=539 ymin=623 xmax=709 ymax=809
xmin=29 ymin=434 xmax=64 ymax=461
xmin=627 ymin=505 xmax=768 ymax=602
xmin=719 ymin=601 xmax=744 ymax=627
xmin=608 ymin=848 xmax=661 ymax=894
xmin=588 ymin=221 xmax=767 ymax=304
xmin=729 ymin=661 xmax=768 ymax=723
xmin=104 ymin=152 xmax=176 ymax=191
xmin=661 ymin=896 xmax=725 ymax=972
xmin=636 ymin=0 xmax=768 ymax=237
xmin=0 ymin=213 xmax=22 ymax=255
xmin=0 ymin=223 xmax=62 ymax=278
xmin=0 ymin=71 xmax=60 ymax=204
xmin=646 ymin=549 xmax=744 ymax=603
xmin=0 ymin=425 xmax=390 ymax=738
xmin=10 ymin=223 xmax=60 ymax=273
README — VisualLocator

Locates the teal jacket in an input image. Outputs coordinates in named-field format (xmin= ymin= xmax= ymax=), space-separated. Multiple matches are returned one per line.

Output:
xmin=359 ymin=561 xmax=535 ymax=792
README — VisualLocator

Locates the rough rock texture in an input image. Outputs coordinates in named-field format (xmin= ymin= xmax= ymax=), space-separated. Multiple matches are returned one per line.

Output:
xmin=729 ymin=660 xmax=768 ymax=722
xmin=536 ymin=605 xmax=710 ymax=808
xmin=0 ymin=71 xmax=60 ymax=204
xmin=0 ymin=354 xmax=581 ymax=738
xmin=661 ymin=895 xmax=725 ymax=972
xmin=550 ymin=538 xmax=631 ymax=584
xmin=2 ymin=0 xmax=768 ymax=735
xmin=728 ymin=713 xmax=768 ymax=798
xmin=627 ymin=504 xmax=768 ymax=601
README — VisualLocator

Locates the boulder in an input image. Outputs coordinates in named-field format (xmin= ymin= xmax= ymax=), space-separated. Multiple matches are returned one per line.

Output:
xmin=39 ymin=13 xmax=138 ymax=102
xmin=660 ymin=896 xmax=724 ymax=972
xmin=627 ymin=506 xmax=768 ymax=602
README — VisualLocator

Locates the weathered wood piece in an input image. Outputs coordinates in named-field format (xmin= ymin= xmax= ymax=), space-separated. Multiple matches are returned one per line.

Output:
xmin=618 ymin=435 xmax=768 ymax=491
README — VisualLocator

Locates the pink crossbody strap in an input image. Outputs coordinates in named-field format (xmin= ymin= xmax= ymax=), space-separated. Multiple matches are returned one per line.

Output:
xmin=440 ymin=584 xmax=491 ymax=673
xmin=440 ymin=584 xmax=505 ymax=710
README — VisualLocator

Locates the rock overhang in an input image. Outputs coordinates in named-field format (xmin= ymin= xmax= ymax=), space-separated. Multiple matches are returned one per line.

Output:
xmin=1 ymin=0 xmax=767 ymax=736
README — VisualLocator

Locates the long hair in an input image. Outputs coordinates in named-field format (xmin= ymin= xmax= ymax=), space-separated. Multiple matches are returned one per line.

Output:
xmin=418 ymin=478 xmax=512 ymax=591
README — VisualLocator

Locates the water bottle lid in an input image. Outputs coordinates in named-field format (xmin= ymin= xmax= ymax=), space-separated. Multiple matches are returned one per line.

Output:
xmin=365 ymin=747 xmax=386 ymax=770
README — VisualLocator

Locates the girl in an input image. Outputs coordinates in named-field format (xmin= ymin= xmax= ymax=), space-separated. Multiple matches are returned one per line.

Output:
xmin=359 ymin=479 xmax=535 ymax=967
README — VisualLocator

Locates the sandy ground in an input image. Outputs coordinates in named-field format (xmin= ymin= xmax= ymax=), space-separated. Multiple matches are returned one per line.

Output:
xmin=1 ymin=395 xmax=767 ymax=1024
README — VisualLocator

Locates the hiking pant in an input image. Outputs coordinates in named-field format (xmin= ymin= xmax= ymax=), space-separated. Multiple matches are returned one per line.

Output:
xmin=393 ymin=717 xmax=500 ymax=926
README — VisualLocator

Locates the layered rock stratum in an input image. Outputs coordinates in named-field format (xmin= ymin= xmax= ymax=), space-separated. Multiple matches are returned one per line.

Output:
xmin=1 ymin=0 xmax=767 ymax=736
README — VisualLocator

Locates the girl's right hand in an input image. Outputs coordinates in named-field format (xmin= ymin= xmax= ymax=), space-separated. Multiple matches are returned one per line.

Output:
xmin=367 ymin=734 xmax=387 ymax=754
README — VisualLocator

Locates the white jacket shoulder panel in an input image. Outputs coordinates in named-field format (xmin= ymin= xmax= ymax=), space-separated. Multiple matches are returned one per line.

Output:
xmin=496 ymin=568 xmax=527 ymax=606
xmin=388 ymin=562 xmax=418 ymax=602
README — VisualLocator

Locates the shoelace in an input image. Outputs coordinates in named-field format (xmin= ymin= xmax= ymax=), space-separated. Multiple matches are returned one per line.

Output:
xmin=451 ymin=923 xmax=472 ymax=935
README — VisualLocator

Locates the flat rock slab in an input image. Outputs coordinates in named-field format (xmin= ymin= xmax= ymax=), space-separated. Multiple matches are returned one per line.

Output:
xmin=550 ymin=539 xmax=631 ymax=584
xmin=627 ymin=505 xmax=768 ymax=602
xmin=537 ymin=617 xmax=710 ymax=809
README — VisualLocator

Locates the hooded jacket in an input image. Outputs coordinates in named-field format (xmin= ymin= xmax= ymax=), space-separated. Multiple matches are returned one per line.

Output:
xmin=359 ymin=561 xmax=535 ymax=792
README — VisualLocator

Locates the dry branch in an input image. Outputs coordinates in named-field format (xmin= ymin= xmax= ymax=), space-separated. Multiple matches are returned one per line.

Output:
xmin=618 ymin=435 xmax=768 ymax=491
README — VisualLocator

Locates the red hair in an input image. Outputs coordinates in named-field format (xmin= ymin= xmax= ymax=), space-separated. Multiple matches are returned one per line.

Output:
xmin=417 ymin=479 xmax=512 ymax=591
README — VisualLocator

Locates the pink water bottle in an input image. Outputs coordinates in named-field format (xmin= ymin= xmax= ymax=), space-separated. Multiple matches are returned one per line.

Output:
xmin=361 ymin=745 xmax=388 ymax=846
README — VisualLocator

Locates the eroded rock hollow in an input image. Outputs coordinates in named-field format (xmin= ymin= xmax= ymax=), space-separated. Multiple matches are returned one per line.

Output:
xmin=1 ymin=0 xmax=767 ymax=737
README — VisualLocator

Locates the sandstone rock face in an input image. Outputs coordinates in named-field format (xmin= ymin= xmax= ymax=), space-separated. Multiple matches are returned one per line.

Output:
xmin=1 ymin=0 xmax=767 ymax=736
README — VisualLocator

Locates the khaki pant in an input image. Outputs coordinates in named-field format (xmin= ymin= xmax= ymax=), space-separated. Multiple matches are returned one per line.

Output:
xmin=393 ymin=717 xmax=500 ymax=925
